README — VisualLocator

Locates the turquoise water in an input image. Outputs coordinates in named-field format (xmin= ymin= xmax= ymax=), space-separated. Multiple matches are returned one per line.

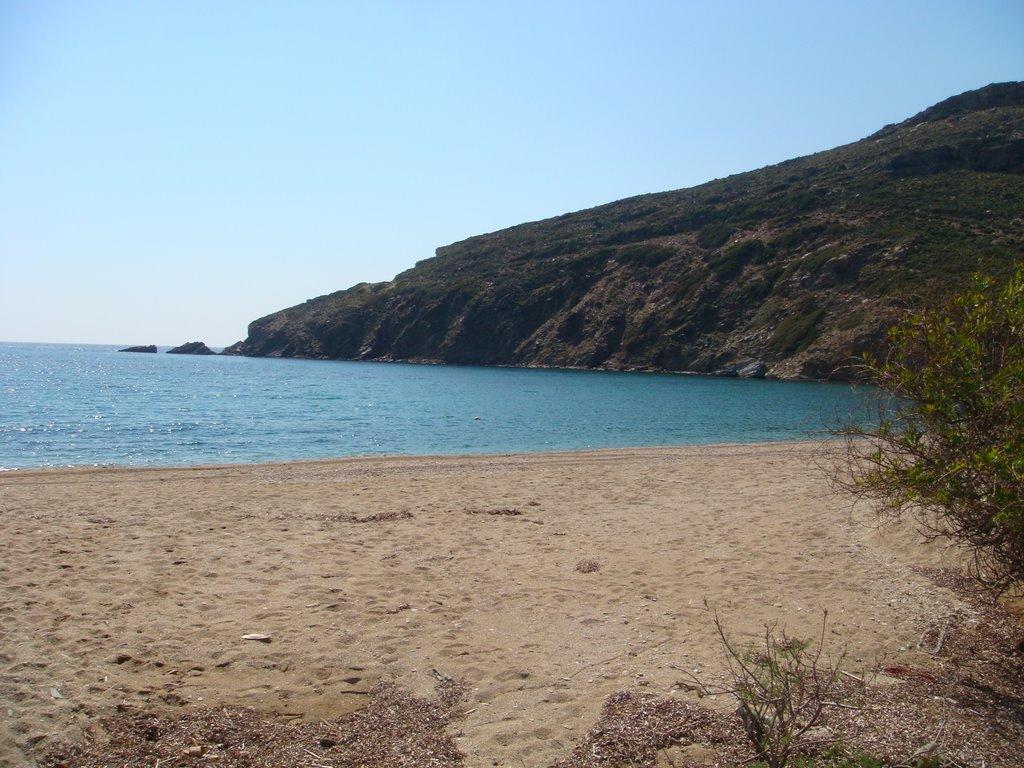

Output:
xmin=0 ymin=342 xmax=867 ymax=469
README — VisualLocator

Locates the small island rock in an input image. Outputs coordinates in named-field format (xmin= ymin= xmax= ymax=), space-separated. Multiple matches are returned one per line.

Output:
xmin=119 ymin=345 xmax=157 ymax=353
xmin=167 ymin=341 xmax=215 ymax=355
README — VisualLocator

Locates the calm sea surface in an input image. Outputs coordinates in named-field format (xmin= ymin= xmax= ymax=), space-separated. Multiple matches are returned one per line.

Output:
xmin=0 ymin=342 xmax=869 ymax=469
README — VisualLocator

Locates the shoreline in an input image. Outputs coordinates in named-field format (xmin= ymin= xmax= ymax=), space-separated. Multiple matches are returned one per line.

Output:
xmin=0 ymin=437 xmax=834 ymax=477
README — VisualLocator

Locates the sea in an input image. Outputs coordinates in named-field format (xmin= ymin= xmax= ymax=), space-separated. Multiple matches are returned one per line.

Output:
xmin=0 ymin=342 xmax=870 ymax=469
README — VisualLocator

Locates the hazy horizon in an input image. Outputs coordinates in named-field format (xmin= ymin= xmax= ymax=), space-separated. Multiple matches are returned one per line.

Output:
xmin=3 ymin=1 xmax=1023 ymax=346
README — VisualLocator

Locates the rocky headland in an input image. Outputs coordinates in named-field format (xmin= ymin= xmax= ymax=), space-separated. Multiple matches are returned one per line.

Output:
xmin=225 ymin=83 xmax=1024 ymax=380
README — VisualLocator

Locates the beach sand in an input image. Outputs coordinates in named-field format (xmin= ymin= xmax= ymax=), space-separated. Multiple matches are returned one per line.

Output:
xmin=1 ymin=442 xmax=963 ymax=766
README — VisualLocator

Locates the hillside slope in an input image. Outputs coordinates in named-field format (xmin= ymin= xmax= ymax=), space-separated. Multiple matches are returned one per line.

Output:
xmin=226 ymin=83 xmax=1024 ymax=380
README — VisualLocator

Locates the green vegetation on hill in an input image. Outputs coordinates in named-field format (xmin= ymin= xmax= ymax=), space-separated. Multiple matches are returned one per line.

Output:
xmin=226 ymin=82 xmax=1024 ymax=380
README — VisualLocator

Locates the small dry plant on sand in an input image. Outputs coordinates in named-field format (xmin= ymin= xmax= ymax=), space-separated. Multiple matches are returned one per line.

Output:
xmin=689 ymin=608 xmax=851 ymax=768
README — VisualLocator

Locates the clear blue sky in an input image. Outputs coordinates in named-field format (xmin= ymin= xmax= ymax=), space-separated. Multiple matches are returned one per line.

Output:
xmin=2 ymin=1 xmax=1022 ymax=346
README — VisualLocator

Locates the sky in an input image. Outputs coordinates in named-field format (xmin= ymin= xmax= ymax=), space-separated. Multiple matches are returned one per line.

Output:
xmin=2 ymin=1 xmax=1022 ymax=346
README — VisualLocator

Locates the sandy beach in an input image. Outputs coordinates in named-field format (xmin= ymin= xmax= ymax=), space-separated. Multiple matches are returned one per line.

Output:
xmin=0 ymin=442 xmax=974 ymax=766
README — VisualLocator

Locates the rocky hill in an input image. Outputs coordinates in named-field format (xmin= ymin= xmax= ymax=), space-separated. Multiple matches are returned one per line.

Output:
xmin=225 ymin=83 xmax=1024 ymax=380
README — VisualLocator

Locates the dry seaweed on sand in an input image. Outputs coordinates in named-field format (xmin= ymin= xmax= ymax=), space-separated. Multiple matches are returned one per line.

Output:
xmin=465 ymin=507 xmax=523 ymax=516
xmin=318 ymin=509 xmax=414 ymax=523
xmin=349 ymin=510 xmax=414 ymax=523
xmin=549 ymin=690 xmax=742 ymax=768
xmin=826 ymin=567 xmax=1024 ymax=766
xmin=42 ymin=678 xmax=468 ymax=768
xmin=575 ymin=559 xmax=601 ymax=573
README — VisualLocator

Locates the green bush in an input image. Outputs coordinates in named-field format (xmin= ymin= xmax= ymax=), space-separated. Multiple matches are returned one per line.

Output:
xmin=769 ymin=304 xmax=826 ymax=354
xmin=698 ymin=221 xmax=735 ymax=248
xmin=707 ymin=239 xmax=768 ymax=278
xmin=616 ymin=243 xmax=678 ymax=268
xmin=838 ymin=267 xmax=1024 ymax=592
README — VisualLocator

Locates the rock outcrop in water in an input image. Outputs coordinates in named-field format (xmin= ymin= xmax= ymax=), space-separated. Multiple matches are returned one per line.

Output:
xmin=227 ymin=83 xmax=1024 ymax=381
xmin=167 ymin=341 xmax=215 ymax=355
xmin=119 ymin=345 xmax=157 ymax=353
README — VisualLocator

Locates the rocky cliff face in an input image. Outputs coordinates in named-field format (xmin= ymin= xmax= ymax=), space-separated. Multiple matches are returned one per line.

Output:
xmin=227 ymin=83 xmax=1024 ymax=380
